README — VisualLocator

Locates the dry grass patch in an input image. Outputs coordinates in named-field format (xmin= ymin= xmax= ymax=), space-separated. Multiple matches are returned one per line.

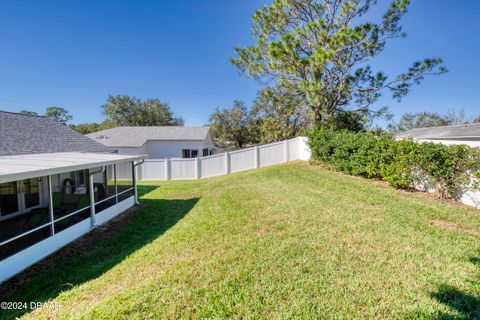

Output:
xmin=429 ymin=219 xmax=478 ymax=235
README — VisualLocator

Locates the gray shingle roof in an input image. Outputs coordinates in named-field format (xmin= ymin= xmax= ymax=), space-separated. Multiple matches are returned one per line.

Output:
xmin=86 ymin=126 xmax=211 ymax=147
xmin=0 ymin=111 xmax=108 ymax=156
xmin=395 ymin=123 xmax=480 ymax=140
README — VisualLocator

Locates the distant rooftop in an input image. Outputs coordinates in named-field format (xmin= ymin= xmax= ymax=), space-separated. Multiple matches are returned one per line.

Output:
xmin=86 ymin=126 xmax=211 ymax=147
xmin=0 ymin=111 xmax=108 ymax=156
xmin=395 ymin=123 xmax=480 ymax=140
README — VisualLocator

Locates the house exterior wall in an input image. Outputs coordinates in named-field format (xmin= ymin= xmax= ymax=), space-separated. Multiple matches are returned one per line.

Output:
xmin=112 ymin=137 xmax=216 ymax=159
xmin=113 ymin=146 xmax=147 ymax=155
xmin=417 ymin=138 xmax=480 ymax=148
xmin=144 ymin=139 xmax=215 ymax=159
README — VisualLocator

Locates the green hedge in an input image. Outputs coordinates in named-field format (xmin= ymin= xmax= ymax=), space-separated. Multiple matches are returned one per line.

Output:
xmin=309 ymin=128 xmax=480 ymax=199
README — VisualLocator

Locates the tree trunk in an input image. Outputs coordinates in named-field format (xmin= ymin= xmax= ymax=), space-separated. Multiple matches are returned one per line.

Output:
xmin=314 ymin=108 xmax=322 ymax=122
xmin=322 ymin=112 xmax=331 ymax=121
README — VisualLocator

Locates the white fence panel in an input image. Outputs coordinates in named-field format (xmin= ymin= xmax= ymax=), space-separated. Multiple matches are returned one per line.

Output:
xmin=201 ymin=154 xmax=225 ymax=178
xmin=114 ymin=137 xmax=311 ymax=181
xmin=288 ymin=138 xmax=300 ymax=160
xmin=116 ymin=161 xmax=132 ymax=180
xmin=141 ymin=160 xmax=165 ymax=180
xmin=230 ymin=148 xmax=256 ymax=173
xmin=259 ymin=141 xmax=285 ymax=168
xmin=170 ymin=158 xmax=196 ymax=180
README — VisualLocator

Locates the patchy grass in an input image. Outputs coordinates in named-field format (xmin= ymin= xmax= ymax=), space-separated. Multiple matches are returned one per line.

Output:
xmin=1 ymin=162 xmax=480 ymax=319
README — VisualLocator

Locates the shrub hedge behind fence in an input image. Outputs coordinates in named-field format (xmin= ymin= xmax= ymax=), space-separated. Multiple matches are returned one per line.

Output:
xmin=309 ymin=128 xmax=480 ymax=199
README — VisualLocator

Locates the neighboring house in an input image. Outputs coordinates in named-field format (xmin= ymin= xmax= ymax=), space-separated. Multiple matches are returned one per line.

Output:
xmin=87 ymin=126 xmax=216 ymax=159
xmin=395 ymin=123 xmax=480 ymax=147
xmin=0 ymin=111 xmax=145 ymax=282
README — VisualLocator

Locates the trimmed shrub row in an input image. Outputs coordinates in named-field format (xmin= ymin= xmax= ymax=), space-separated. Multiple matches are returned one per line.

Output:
xmin=309 ymin=128 xmax=480 ymax=199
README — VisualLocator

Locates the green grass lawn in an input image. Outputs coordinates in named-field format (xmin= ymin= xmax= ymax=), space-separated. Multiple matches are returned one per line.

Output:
xmin=1 ymin=162 xmax=480 ymax=319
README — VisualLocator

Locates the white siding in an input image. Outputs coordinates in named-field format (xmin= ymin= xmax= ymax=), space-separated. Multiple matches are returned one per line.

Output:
xmin=113 ymin=140 xmax=215 ymax=159
xmin=417 ymin=138 xmax=480 ymax=148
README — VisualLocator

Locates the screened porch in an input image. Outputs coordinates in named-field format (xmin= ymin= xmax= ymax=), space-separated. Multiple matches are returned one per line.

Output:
xmin=0 ymin=152 xmax=144 ymax=282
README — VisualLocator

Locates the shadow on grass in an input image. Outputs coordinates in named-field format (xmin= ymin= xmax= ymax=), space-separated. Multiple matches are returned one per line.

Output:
xmin=0 ymin=185 xmax=199 ymax=320
xmin=429 ymin=255 xmax=480 ymax=320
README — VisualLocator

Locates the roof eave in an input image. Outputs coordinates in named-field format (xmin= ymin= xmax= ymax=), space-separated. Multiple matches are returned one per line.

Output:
xmin=0 ymin=153 xmax=146 ymax=184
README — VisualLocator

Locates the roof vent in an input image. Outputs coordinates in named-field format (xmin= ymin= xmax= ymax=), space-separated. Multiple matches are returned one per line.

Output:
xmin=96 ymin=135 xmax=108 ymax=140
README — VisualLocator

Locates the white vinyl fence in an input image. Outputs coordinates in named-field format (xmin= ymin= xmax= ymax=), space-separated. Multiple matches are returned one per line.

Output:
xmin=119 ymin=135 xmax=480 ymax=210
xmin=121 ymin=137 xmax=310 ymax=181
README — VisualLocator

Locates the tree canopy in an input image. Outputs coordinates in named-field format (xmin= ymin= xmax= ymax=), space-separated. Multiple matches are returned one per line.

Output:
xmin=251 ymin=87 xmax=312 ymax=143
xmin=389 ymin=110 xmax=465 ymax=132
xmin=209 ymin=100 xmax=257 ymax=149
xmin=44 ymin=106 xmax=72 ymax=125
xmin=19 ymin=109 xmax=39 ymax=116
xmin=69 ymin=121 xmax=115 ymax=135
xmin=232 ymin=0 xmax=446 ymax=124
xmin=102 ymin=95 xmax=184 ymax=127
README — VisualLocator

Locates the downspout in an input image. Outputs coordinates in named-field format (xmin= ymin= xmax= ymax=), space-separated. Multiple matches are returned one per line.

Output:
xmin=88 ymin=166 xmax=105 ymax=227
xmin=133 ymin=160 xmax=145 ymax=205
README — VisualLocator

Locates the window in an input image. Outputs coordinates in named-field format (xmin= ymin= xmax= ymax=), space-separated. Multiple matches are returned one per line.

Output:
xmin=74 ymin=170 xmax=86 ymax=186
xmin=182 ymin=149 xmax=199 ymax=158
xmin=182 ymin=149 xmax=191 ymax=158
xmin=23 ymin=178 xmax=40 ymax=209
xmin=203 ymin=148 xmax=209 ymax=157
xmin=0 ymin=182 xmax=19 ymax=217
xmin=0 ymin=178 xmax=43 ymax=219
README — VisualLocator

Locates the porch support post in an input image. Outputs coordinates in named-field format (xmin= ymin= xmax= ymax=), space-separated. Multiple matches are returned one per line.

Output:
xmin=88 ymin=170 xmax=96 ymax=227
xmin=48 ymin=175 xmax=55 ymax=235
xmin=132 ymin=162 xmax=137 ymax=204
xmin=88 ymin=166 xmax=105 ymax=227
xmin=133 ymin=160 xmax=144 ymax=205
xmin=165 ymin=158 xmax=170 ymax=180
xmin=114 ymin=164 xmax=118 ymax=204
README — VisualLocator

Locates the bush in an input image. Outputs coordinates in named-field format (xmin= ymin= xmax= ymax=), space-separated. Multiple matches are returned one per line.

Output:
xmin=309 ymin=128 xmax=480 ymax=199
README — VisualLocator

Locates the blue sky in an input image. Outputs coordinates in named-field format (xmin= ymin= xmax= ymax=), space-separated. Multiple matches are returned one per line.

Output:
xmin=0 ymin=0 xmax=478 ymax=126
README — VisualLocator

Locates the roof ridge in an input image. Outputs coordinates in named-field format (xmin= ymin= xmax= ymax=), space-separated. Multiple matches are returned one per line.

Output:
xmin=413 ymin=122 xmax=479 ymax=130
xmin=112 ymin=125 xmax=209 ymax=128
xmin=0 ymin=110 xmax=45 ymax=119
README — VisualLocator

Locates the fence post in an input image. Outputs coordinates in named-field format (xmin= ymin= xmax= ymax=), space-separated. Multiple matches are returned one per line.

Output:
xmin=298 ymin=136 xmax=311 ymax=161
xmin=254 ymin=145 xmax=260 ymax=169
xmin=225 ymin=151 xmax=230 ymax=174
xmin=284 ymin=139 xmax=289 ymax=162
xmin=196 ymin=157 xmax=201 ymax=179
xmin=165 ymin=158 xmax=170 ymax=180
